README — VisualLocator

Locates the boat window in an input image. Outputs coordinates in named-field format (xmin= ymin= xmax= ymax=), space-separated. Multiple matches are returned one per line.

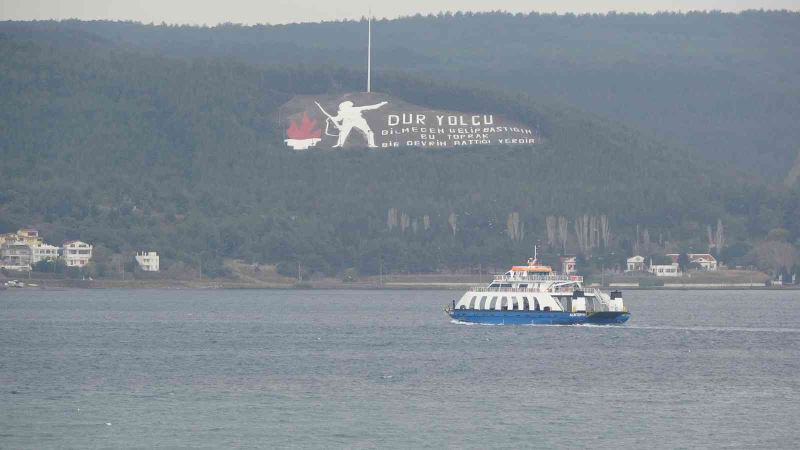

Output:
xmin=479 ymin=296 xmax=488 ymax=310
xmin=500 ymin=283 xmax=512 ymax=288
xmin=469 ymin=296 xmax=478 ymax=309
xmin=522 ymin=297 xmax=530 ymax=310
xmin=489 ymin=297 xmax=498 ymax=310
xmin=489 ymin=283 xmax=499 ymax=288
xmin=511 ymin=297 xmax=519 ymax=310
xmin=518 ymin=284 xmax=528 ymax=289
xmin=500 ymin=297 xmax=508 ymax=310
xmin=534 ymin=297 xmax=541 ymax=311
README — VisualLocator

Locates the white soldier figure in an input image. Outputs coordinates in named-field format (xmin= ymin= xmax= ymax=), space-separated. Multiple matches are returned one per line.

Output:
xmin=327 ymin=100 xmax=388 ymax=148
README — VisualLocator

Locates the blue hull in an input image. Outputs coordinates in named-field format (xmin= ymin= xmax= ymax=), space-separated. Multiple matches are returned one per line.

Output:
xmin=448 ymin=309 xmax=629 ymax=325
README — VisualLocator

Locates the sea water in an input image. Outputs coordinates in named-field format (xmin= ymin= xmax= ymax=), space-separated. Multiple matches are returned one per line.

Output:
xmin=1 ymin=289 xmax=799 ymax=449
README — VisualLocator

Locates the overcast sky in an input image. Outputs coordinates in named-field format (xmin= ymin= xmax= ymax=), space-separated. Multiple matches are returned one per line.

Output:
xmin=1 ymin=0 xmax=798 ymax=25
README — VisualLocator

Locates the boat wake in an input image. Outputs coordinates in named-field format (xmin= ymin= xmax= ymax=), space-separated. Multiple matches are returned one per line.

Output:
xmin=450 ymin=319 xmax=500 ymax=326
xmin=451 ymin=320 xmax=800 ymax=333
xmin=587 ymin=324 xmax=800 ymax=334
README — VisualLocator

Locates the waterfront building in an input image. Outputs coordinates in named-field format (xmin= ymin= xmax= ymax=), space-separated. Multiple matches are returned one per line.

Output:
xmin=15 ymin=229 xmax=43 ymax=246
xmin=62 ymin=240 xmax=93 ymax=267
xmin=0 ymin=228 xmax=43 ymax=247
xmin=559 ymin=256 xmax=576 ymax=274
xmin=649 ymin=263 xmax=680 ymax=277
xmin=0 ymin=241 xmax=33 ymax=270
xmin=135 ymin=251 xmax=160 ymax=272
xmin=0 ymin=232 xmax=15 ymax=246
xmin=31 ymin=243 xmax=60 ymax=264
xmin=688 ymin=253 xmax=718 ymax=271
xmin=626 ymin=255 xmax=646 ymax=272
xmin=666 ymin=253 xmax=718 ymax=271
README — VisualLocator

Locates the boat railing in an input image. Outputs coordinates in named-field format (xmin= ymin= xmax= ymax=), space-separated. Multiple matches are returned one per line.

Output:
xmin=491 ymin=274 xmax=583 ymax=282
xmin=468 ymin=286 xmax=583 ymax=294
xmin=466 ymin=286 xmax=602 ymax=295
xmin=469 ymin=287 xmax=535 ymax=293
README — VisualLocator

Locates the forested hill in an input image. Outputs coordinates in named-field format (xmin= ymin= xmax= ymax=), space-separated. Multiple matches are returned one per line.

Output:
xmin=2 ymin=10 xmax=799 ymax=180
xmin=0 ymin=31 xmax=798 ymax=277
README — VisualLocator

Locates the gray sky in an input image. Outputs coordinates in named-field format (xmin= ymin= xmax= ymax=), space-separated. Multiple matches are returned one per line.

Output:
xmin=1 ymin=0 xmax=798 ymax=25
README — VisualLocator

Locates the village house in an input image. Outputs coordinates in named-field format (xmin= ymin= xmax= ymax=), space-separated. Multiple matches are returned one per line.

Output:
xmin=649 ymin=263 xmax=680 ymax=277
xmin=0 ymin=228 xmax=43 ymax=247
xmin=31 ymin=243 xmax=60 ymax=264
xmin=135 ymin=251 xmax=160 ymax=272
xmin=626 ymin=255 xmax=646 ymax=272
xmin=0 ymin=229 xmax=61 ymax=270
xmin=0 ymin=241 xmax=33 ymax=270
xmin=0 ymin=233 xmax=14 ymax=247
xmin=559 ymin=256 xmax=576 ymax=275
xmin=62 ymin=240 xmax=93 ymax=268
xmin=666 ymin=253 xmax=718 ymax=271
xmin=15 ymin=228 xmax=44 ymax=246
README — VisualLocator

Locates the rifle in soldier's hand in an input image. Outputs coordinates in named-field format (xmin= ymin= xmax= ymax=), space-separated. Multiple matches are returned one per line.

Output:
xmin=315 ymin=101 xmax=343 ymax=137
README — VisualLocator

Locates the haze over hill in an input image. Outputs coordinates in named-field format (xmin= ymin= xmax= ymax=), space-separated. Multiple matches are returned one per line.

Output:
xmin=3 ymin=0 xmax=799 ymax=24
xmin=1 ymin=11 xmax=798 ymax=278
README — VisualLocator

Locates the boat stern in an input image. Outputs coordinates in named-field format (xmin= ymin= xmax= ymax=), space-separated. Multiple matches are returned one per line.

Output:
xmin=585 ymin=310 xmax=630 ymax=324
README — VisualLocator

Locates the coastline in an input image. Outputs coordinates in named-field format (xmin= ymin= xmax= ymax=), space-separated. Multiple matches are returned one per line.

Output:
xmin=2 ymin=262 xmax=793 ymax=291
xmin=2 ymin=275 xmax=797 ymax=291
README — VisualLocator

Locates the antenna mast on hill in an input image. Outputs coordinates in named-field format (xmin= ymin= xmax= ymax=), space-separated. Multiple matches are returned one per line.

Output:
xmin=367 ymin=12 xmax=372 ymax=93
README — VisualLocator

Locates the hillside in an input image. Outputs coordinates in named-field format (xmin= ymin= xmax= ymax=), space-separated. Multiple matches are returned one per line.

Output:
xmin=0 ymin=33 xmax=798 ymax=278
xmin=2 ymin=11 xmax=799 ymax=179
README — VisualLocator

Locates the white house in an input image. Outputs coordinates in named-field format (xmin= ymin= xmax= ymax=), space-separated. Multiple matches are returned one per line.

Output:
xmin=62 ymin=240 xmax=93 ymax=268
xmin=650 ymin=263 xmax=680 ymax=277
xmin=135 ymin=251 xmax=160 ymax=272
xmin=626 ymin=255 xmax=646 ymax=272
xmin=0 ymin=241 xmax=33 ymax=270
xmin=560 ymin=256 xmax=576 ymax=274
xmin=666 ymin=253 xmax=718 ymax=271
xmin=689 ymin=253 xmax=718 ymax=271
xmin=31 ymin=243 xmax=60 ymax=264
xmin=0 ymin=228 xmax=42 ymax=247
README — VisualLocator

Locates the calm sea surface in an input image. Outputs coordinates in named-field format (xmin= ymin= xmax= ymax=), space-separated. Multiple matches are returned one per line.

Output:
xmin=1 ymin=288 xmax=799 ymax=449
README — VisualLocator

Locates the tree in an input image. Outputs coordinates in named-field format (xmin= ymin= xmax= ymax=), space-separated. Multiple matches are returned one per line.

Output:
xmin=124 ymin=256 xmax=138 ymax=274
xmin=448 ymin=212 xmax=458 ymax=237
xmin=755 ymin=241 xmax=798 ymax=276
xmin=32 ymin=258 xmax=64 ymax=273
xmin=766 ymin=228 xmax=791 ymax=242
xmin=575 ymin=254 xmax=592 ymax=283
xmin=2 ymin=26 xmax=800 ymax=279
xmin=678 ymin=253 xmax=690 ymax=272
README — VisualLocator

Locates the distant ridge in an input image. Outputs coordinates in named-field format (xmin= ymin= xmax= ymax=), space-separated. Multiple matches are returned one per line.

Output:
xmin=1 ymin=20 xmax=798 ymax=277
xmin=2 ymin=11 xmax=799 ymax=179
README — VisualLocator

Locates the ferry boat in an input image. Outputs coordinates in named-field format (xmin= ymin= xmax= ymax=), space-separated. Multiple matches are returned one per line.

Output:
xmin=446 ymin=253 xmax=629 ymax=325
